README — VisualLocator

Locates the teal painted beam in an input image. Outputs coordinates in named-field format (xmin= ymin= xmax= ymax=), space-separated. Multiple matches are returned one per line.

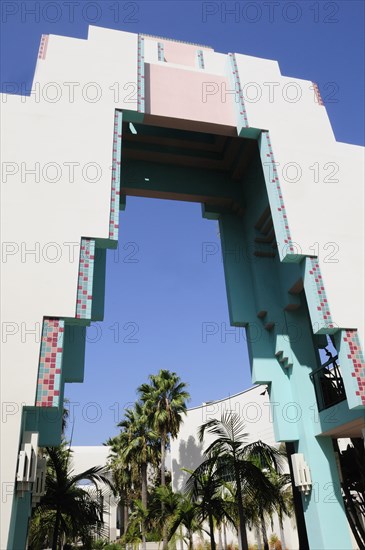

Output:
xmin=91 ymin=247 xmax=107 ymax=322
xmin=123 ymin=140 xmax=228 ymax=161
xmin=62 ymin=324 xmax=86 ymax=383
xmin=24 ymin=406 xmax=63 ymax=447
xmin=201 ymin=204 xmax=221 ymax=220
xmin=122 ymin=159 xmax=245 ymax=205
xmin=122 ymin=109 xmax=144 ymax=124
xmin=218 ymin=213 xmax=255 ymax=326
xmin=125 ymin=122 xmax=217 ymax=143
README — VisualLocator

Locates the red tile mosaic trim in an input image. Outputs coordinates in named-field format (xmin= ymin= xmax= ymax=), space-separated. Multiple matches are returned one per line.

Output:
xmin=137 ymin=35 xmax=145 ymax=113
xmin=228 ymin=53 xmax=249 ymax=128
xmin=344 ymin=330 xmax=365 ymax=406
xmin=38 ymin=35 xmax=49 ymax=60
xmin=262 ymin=131 xmax=295 ymax=253
xmin=36 ymin=319 xmax=64 ymax=407
xmin=109 ymin=111 xmax=122 ymax=240
xmin=312 ymin=82 xmax=324 ymax=106
xmin=76 ymin=239 xmax=95 ymax=319
xmin=306 ymin=258 xmax=334 ymax=329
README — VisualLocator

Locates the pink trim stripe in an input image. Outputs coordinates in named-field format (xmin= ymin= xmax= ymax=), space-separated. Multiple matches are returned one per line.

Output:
xmin=38 ymin=35 xmax=49 ymax=60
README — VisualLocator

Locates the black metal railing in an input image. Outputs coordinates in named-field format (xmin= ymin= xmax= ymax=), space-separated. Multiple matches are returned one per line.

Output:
xmin=310 ymin=353 xmax=347 ymax=411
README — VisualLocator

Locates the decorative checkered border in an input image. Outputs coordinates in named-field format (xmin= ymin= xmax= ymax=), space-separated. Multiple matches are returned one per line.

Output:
xmin=141 ymin=33 xmax=209 ymax=49
xmin=312 ymin=82 xmax=324 ymax=106
xmin=38 ymin=35 xmax=49 ymax=60
xmin=157 ymin=42 xmax=165 ymax=62
xmin=343 ymin=330 xmax=365 ymax=405
xmin=196 ymin=50 xmax=205 ymax=69
xmin=109 ymin=111 xmax=122 ymax=240
xmin=76 ymin=239 xmax=95 ymax=319
xmin=305 ymin=257 xmax=335 ymax=329
xmin=261 ymin=131 xmax=295 ymax=254
xmin=36 ymin=319 xmax=64 ymax=407
xmin=137 ymin=35 xmax=145 ymax=113
xmin=228 ymin=53 xmax=249 ymax=129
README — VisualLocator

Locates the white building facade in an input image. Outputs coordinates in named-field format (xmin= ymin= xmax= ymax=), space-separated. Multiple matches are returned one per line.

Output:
xmin=1 ymin=25 xmax=364 ymax=549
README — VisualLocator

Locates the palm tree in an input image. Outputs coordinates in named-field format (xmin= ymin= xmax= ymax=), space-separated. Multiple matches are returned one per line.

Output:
xmin=149 ymin=484 xmax=181 ymax=539
xmin=107 ymin=403 xmax=159 ymax=550
xmin=198 ymin=412 xmax=284 ymax=550
xmin=138 ymin=369 xmax=190 ymax=550
xmin=138 ymin=370 xmax=190 ymax=487
xmin=185 ymin=455 xmax=235 ymax=550
xmin=120 ymin=404 xmax=159 ymax=506
xmin=105 ymin=433 xmax=135 ymax=537
xmin=29 ymin=443 xmax=113 ymax=550
xmin=267 ymin=471 xmax=292 ymax=550
xmin=124 ymin=499 xmax=149 ymax=549
xmin=167 ymin=494 xmax=202 ymax=550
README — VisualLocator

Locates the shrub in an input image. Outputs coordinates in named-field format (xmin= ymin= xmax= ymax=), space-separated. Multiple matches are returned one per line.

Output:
xmin=269 ymin=533 xmax=282 ymax=550
xmin=91 ymin=541 xmax=123 ymax=550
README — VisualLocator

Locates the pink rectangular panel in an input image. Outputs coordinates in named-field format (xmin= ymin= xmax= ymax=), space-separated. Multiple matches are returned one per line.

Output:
xmin=163 ymin=41 xmax=201 ymax=67
xmin=146 ymin=64 xmax=236 ymax=128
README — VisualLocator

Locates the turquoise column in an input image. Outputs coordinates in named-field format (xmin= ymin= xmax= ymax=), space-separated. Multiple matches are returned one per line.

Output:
xmin=284 ymin=305 xmax=352 ymax=550
xmin=218 ymin=211 xmax=353 ymax=549
xmin=7 ymin=491 xmax=32 ymax=549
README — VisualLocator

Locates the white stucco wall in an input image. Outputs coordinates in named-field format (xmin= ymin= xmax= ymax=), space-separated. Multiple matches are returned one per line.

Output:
xmin=234 ymin=54 xmax=365 ymax=345
xmin=0 ymin=27 xmax=138 ymax=547
xmin=1 ymin=25 xmax=363 ymax=548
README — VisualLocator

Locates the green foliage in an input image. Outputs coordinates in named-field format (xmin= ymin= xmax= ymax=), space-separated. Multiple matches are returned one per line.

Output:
xmin=166 ymin=492 xmax=202 ymax=545
xmin=138 ymin=369 xmax=190 ymax=439
xmin=92 ymin=541 xmax=123 ymax=550
xmin=28 ymin=443 xmax=113 ymax=550
xmin=188 ymin=412 xmax=291 ymax=550
xmin=104 ymin=374 xmax=292 ymax=550
xmin=138 ymin=370 xmax=190 ymax=550
xmin=92 ymin=540 xmax=109 ymax=549
xmin=106 ymin=370 xmax=190 ymax=540
xmin=269 ymin=533 xmax=282 ymax=550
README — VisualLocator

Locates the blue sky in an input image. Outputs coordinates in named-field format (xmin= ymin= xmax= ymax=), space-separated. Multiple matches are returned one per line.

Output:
xmin=1 ymin=1 xmax=364 ymax=444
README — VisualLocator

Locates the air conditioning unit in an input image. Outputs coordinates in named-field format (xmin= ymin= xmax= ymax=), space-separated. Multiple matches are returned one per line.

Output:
xmin=16 ymin=432 xmax=38 ymax=496
xmin=291 ymin=453 xmax=312 ymax=495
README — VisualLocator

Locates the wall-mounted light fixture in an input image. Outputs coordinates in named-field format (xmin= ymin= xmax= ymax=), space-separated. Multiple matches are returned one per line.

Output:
xmin=291 ymin=453 xmax=312 ymax=496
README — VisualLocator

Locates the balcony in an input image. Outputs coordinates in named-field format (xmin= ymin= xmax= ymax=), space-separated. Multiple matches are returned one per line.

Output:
xmin=310 ymin=353 xmax=347 ymax=412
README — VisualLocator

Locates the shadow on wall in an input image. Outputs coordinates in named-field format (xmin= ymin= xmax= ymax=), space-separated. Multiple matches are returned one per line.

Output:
xmin=172 ymin=435 xmax=204 ymax=491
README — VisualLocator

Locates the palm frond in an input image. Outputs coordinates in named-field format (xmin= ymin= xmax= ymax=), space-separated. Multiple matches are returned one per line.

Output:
xmin=242 ymin=440 xmax=285 ymax=472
